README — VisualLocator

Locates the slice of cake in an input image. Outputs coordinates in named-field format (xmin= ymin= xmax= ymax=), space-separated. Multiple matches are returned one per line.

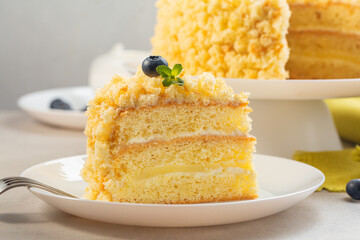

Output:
xmin=81 ymin=57 xmax=257 ymax=204
xmin=151 ymin=0 xmax=291 ymax=80
xmin=287 ymin=0 xmax=360 ymax=79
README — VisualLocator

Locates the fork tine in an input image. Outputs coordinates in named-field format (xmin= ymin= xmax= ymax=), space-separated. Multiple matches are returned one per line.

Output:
xmin=3 ymin=177 xmax=39 ymax=185
xmin=0 ymin=183 xmax=30 ymax=194
xmin=2 ymin=177 xmax=26 ymax=184
xmin=0 ymin=177 xmax=77 ymax=198
xmin=2 ymin=177 xmax=34 ymax=181
xmin=1 ymin=177 xmax=33 ymax=184
xmin=14 ymin=181 xmax=76 ymax=198
xmin=1 ymin=177 xmax=19 ymax=183
xmin=4 ymin=182 xmax=77 ymax=198
xmin=0 ymin=183 xmax=64 ymax=196
xmin=3 ymin=177 xmax=53 ymax=188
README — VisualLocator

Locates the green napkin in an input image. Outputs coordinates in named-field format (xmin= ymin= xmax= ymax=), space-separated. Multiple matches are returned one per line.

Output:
xmin=293 ymin=146 xmax=360 ymax=191
xmin=326 ymin=97 xmax=360 ymax=144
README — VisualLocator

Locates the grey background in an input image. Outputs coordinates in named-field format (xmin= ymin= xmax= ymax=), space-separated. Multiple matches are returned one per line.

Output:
xmin=0 ymin=0 xmax=157 ymax=109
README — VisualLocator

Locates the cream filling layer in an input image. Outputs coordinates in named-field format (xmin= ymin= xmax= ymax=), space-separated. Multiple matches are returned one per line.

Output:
xmin=291 ymin=51 xmax=360 ymax=66
xmin=134 ymin=166 xmax=252 ymax=181
xmin=127 ymin=129 xmax=250 ymax=144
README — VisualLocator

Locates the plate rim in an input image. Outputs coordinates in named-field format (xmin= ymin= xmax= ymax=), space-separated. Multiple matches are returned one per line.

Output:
xmin=21 ymin=154 xmax=325 ymax=207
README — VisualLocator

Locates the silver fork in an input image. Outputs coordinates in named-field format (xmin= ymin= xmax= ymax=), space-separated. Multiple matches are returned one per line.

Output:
xmin=0 ymin=177 xmax=77 ymax=198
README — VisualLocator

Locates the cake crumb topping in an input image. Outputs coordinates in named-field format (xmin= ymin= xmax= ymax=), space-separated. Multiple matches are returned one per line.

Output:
xmin=88 ymin=68 xmax=249 ymax=112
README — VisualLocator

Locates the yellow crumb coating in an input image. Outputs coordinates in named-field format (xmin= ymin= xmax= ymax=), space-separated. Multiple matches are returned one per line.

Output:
xmin=152 ymin=0 xmax=290 ymax=79
xmin=88 ymin=69 xmax=248 ymax=112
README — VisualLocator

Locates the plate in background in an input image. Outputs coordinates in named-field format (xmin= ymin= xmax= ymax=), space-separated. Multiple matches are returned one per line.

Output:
xmin=21 ymin=154 xmax=325 ymax=227
xmin=18 ymin=87 xmax=93 ymax=130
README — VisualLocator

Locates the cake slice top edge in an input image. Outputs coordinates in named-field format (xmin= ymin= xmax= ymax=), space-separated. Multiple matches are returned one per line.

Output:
xmin=87 ymin=68 xmax=249 ymax=114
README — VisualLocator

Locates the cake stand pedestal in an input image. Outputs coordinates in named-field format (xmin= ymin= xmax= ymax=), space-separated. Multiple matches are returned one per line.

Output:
xmin=226 ymin=79 xmax=360 ymax=158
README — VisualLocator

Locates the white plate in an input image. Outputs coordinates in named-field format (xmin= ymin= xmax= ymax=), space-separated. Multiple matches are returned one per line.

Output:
xmin=225 ymin=78 xmax=360 ymax=100
xmin=21 ymin=154 xmax=324 ymax=227
xmin=17 ymin=87 xmax=93 ymax=130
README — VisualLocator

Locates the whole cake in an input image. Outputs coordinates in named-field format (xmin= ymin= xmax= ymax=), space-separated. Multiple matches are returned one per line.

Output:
xmin=286 ymin=0 xmax=360 ymax=79
xmin=151 ymin=0 xmax=291 ymax=80
xmin=88 ymin=0 xmax=360 ymax=91
xmin=81 ymin=57 xmax=258 ymax=204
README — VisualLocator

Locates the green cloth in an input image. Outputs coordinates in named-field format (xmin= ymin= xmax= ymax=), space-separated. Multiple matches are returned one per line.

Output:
xmin=326 ymin=97 xmax=360 ymax=144
xmin=293 ymin=146 xmax=360 ymax=192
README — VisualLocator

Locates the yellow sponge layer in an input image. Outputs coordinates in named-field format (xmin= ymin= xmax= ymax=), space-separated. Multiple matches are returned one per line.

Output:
xmin=287 ymin=31 xmax=360 ymax=79
xmin=152 ymin=0 xmax=290 ymax=79
xmin=110 ymin=103 xmax=251 ymax=147
xmin=288 ymin=1 xmax=360 ymax=34
xmin=287 ymin=0 xmax=360 ymax=79
xmin=81 ymin=135 xmax=257 ymax=204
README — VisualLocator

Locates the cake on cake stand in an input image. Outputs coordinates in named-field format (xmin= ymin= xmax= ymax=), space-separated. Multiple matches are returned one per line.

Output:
xmin=226 ymin=79 xmax=360 ymax=158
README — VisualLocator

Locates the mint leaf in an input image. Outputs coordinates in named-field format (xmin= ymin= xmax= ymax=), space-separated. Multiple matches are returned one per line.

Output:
xmin=171 ymin=64 xmax=183 ymax=77
xmin=156 ymin=65 xmax=171 ymax=78
xmin=159 ymin=63 xmax=185 ymax=87
xmin=162 ymin=77 xmax=174 ymax=87
xmin=176 ymin=77 xmax=184 ymax=86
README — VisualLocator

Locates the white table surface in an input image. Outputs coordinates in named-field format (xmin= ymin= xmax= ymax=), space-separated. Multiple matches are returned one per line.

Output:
xmin=0 ymin=111 xmax=359 ymax=240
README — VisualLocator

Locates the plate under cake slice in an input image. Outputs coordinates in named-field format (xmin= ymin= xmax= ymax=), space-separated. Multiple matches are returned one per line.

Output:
xmin=81 ymin=62 xmax=257 ymax=204
xmin=287 ymin=0 xmax=360 ymax=79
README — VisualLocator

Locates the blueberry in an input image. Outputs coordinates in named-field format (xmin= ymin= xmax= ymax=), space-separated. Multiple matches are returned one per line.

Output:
xmin=50 ymin=99 xmax=72 ymax=110
xmin=346 ymin=179 xmax=360 ymax=200
xmin=142 ymin=56 xmax=168 ymax=77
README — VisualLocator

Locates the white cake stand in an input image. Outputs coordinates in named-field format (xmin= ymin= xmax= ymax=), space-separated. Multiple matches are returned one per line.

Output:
xmin=225 ymin=78 xmax=360 ymax=158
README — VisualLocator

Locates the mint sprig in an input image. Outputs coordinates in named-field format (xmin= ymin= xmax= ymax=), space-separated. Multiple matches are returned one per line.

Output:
xmin=156 ymin=64 xmax=184 ymax=87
